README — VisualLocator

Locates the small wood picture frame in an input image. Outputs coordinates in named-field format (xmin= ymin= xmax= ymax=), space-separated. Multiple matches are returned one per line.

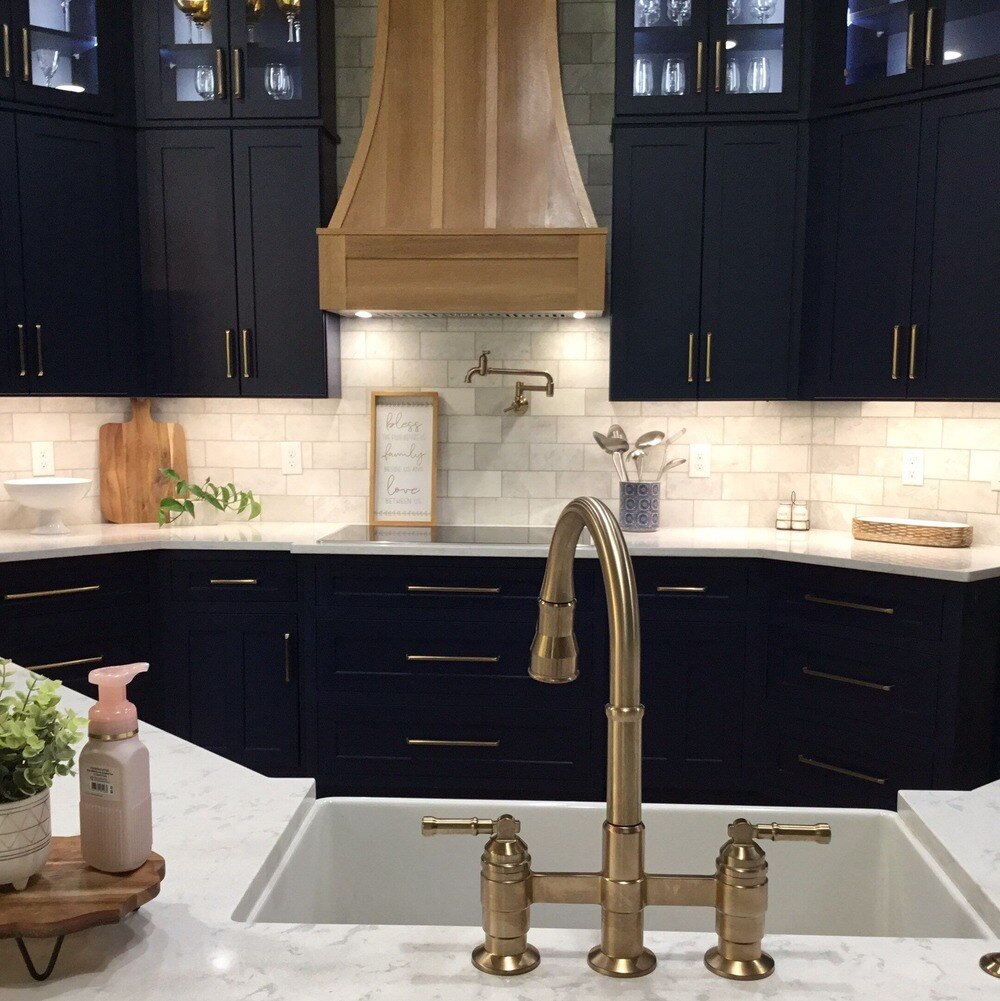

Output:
xmin=369 ymin=390 xmax=439 ymax=527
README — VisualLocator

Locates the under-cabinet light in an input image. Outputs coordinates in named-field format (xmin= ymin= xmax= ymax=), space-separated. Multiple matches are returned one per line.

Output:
xmin=355 ymin=310 xmax=373 ymax=319
xmin=726 ymin=39 xmax=737 ymax=49
xmin=573 ymin=311 xmax=587 ymax=320
xmin=55 ymin=84 xmax=86 ymax=93
xmin=943 ymin=50 xmax=962 ymax=62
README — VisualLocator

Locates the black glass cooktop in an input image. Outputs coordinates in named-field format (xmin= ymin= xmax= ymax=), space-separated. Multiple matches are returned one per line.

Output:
xmin=318 ymin=524 xmax=582 ymax=546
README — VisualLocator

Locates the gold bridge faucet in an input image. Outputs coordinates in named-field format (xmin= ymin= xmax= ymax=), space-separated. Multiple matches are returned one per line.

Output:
xmin=422 ymin=497 xmax=831 ymax=980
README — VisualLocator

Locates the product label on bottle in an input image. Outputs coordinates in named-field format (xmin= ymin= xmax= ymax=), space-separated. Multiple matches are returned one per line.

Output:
xmin=85 ymin=764 xmax=120 ymax=800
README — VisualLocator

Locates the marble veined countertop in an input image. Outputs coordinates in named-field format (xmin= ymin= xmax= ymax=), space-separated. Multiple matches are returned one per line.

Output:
xmin=0 ymin=521 xmax=999 ymax=581
xmin=1 ymin=665 xmax=998 ymax=999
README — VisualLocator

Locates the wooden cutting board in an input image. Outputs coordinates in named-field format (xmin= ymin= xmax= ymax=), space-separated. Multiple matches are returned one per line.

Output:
xmin=99 ymin=399 xmax=188 ymax=524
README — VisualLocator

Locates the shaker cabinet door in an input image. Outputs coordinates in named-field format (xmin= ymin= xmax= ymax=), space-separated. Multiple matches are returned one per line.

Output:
xmin=140 ymin=129 xmax=240 ymax=397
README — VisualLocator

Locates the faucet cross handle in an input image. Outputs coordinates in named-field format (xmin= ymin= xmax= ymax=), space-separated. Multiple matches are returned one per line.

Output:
xmin=744 ymin=821 xmax=832 ymax=845
xmin=421 ymin=815 xmax=520 ymax=838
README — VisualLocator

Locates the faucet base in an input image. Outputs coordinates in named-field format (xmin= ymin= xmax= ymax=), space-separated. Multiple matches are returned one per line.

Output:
xmin=704 ymin=948 xmax=774 ymax=981
xmin=472 ymin=944 xmax=540 ymax=977
xmin=587 ymin=946 xmax=657 ymax=979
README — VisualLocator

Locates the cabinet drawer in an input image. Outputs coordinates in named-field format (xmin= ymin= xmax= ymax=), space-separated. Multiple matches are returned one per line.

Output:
xmin=0 ymin=555 xmax=149 ymax=617
xmin=768 ymin=719 xmax=933 ymax=809
xmin=169 ymin=557 xmax=296 ymax=602
xmin=633 ymin=558 xmax=748 ymax=608
xmin=767 ymin=565 xmax=945 ymax=638
xmin=767 ymin=625 xmax=938 ymax=727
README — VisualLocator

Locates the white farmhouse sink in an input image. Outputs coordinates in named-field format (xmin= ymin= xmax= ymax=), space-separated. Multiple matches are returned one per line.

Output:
xmin=4 ymin=476 xmax=91 ymax=534
xmin=241 ymin=798 xmax=990 ymax=939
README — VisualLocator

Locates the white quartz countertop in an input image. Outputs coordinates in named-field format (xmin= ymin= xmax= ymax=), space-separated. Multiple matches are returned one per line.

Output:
xmin=1 ymin=521 xmax=999 ymax=581
xmin=2 ymin=665 xmax=999 ymax=999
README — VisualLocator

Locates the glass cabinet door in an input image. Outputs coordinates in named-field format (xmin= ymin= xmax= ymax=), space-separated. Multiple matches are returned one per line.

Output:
xmin=924 ymin=0 xmax=1000 ymax=87
xmin=12 ymin=0 xmax=112 ymax=112
xmin=229 ymin=0 xmax=317 ymax=118
xmin=707 ymin=0 xmax=800 ymax=111
xmin=140 ymin=0 xmax=233 ymax=119
xmin=616 ymin=0 xmax=711 ymax=113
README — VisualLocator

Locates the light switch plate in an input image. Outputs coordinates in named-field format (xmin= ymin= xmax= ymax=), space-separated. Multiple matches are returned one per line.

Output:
xmin=280 ymin=441 xmax=303 ymax=476
xmin=902 ymin=449 xmax=924 ymax=486
xmin=31 ymin=441 xmax=54 ymax=477
xmin=689 ymin=443 xmax=711 ymax=478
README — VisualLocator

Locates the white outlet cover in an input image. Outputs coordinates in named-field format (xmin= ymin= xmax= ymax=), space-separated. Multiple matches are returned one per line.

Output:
xmin=902 ymin=449 xmax=924 ymax=486
xmin=31 ymin=441 xmax=55 ymax=477
xmin=689 ymin=443 xmax=711 ymax=478
xmin=280 ymin=441 xmax=303 ymax=476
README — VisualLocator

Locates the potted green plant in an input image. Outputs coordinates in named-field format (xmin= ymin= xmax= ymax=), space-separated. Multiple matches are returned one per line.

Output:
xmin=157 ymin=469 xmax=263 ymax=527
xmin=0 ymin=659 xmax=83 ymax=890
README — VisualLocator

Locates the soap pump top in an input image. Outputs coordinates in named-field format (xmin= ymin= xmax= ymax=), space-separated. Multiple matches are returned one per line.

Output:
xmin=87 ymin=662 xmax=148 ymax=738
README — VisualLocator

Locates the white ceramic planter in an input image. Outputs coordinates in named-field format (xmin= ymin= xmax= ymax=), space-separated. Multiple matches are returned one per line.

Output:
xmin=0 ymin=789 xmax=52 ymax=890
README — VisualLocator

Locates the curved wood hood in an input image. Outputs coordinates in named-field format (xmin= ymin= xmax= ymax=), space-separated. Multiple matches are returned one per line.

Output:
xmin=318 ymin=0 xmax=607 ymax=316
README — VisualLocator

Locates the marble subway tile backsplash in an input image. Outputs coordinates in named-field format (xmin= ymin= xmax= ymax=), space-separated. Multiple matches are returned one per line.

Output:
xmin=1 ymin=316 xmax=998 ymax=539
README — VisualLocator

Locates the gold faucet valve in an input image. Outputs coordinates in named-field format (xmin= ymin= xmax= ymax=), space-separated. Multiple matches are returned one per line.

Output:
xmin=421 ymin=816 xmax=518 ymax=837
xmin=744 ymin=822 xmax=832 ymax=845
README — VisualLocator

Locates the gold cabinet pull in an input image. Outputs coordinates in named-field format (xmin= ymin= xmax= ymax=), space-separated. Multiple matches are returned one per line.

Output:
xmin=26 ymin=655 xmax=103 ymax=672
xmin=241 ymin=328 xmax=252 ymax=378
xmin=2 ymin=23 xmax=10 ymax=79
xmin=687 ymin=333 xmax=695 ymax=383
xmin=209 ymin=578 xmax=258 ymax=585
xmin=802 ymin=666 xmax=894 ymax=693
xmin=34 ymin=324 xmax=43 ymax=377
xmin=704 ymin=331 xmax=713 ymax=383
xmin=696 ymin=40 xmax=704 ymax=93
xmin=225 ymin=329 xmax=235 ymax=378
xmin=906 ymin=11 xmax=916 ymax=69
xmin=406 ymin=585 xmax=501 ymax=595
xmin=714 ymin=40 xmax=723 ymax=93
xmin=233 ymin=47 xmax=244 ymax=99
xmin=406 ymin=654 xmax=501 ymax=664
xmin=656 ymin=586 xmax=707 ymax=594
xmin=891 ymin=324 xmax=900 ymax=380
xmin=284 ymin=632 xmax=292 ymax=684
xmin=16 ymin=323 xmax=26 ymax=377
xmin=925 ymin=7 xmax=935 ymax=65
xmin=215 ymin=46 xmax=226 ymax=98
xmin=804 ymin=594 xmax=895 ymax=615
xmin=5 ymin=584 xmax=101 ymax=601
xmin=797 ymin=754 xmax=886 ymax=786
xmin=407 ymin=738 xmax=501 ymax=749
xmin=21 ymin=26 xmax=28 ymax=82
xmin=908 ymin=324 xmax=918 ymax=380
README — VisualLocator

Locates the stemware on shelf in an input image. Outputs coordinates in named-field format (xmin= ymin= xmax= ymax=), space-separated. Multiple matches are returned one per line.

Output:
xmin=662 ymin=57 xmax=686 ymax=95
xmin=35 ymin=48 xmax=59 ymax=87
xmin=727 ymin=0 xmax=741 ymax=22
xmin=751 ymin=0 xmax=777 ymax=24
xmin=747 ymin=55 xmax=770 ymax=93
xmin=195 ymin=63 xmax=215 ymax=99
xmin=636 ymin=0 xmax=661 ymax=27
xmin=633 ymin=56 xmax=654 ymax=96
xmin=666 ymin=0 xmax=691 ymax=26
xmin=275 ymin=0 xmax=301 ymax=43
xmin=175 ymin=0 xmax=206 ymax=44
xmin=60 ymin=0 xmax=72 ymax=32
xmin=190 ymin=0 xmax=212 ymax=42
xmin=725 ymin=58 xmax=741 ymax=93
xmin=264 ymin=62 xmax=293 ymax=99
xmin=246 ymin=0 xmax=264 ymax=42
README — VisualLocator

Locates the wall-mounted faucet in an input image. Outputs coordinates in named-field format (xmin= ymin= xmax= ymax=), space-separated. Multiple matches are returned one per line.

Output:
xmin=464 ymin=350 xmax=555 ymax=414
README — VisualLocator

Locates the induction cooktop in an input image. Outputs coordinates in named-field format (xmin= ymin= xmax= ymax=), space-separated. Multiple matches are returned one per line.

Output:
xmin=317 ymin=524 xmax=587 ymax=546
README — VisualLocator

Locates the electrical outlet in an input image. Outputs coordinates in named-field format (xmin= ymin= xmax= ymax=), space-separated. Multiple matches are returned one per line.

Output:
xmin=689 ymin=443 xmax=711 ymax=478
xmin=280 ymin=441 xmax=303 ymax=475
xmin=902 ymin=449 xmax=924 ymax=486
xmin=31 ymin=442 xmax=54 ymax=477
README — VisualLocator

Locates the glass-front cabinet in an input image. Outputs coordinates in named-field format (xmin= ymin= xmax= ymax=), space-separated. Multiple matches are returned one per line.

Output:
xmin=139 ymin=0 xmax=318 ymax=119
xmin=822 ymin=1 xmax=1000 ymax=104
xmin=2 ymin=0 xmax=114 ymax=113
xmin=616 ymin=0 xmax=801 ymax=114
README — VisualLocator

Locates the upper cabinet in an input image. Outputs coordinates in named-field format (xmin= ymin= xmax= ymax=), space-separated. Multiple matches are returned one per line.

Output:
xmin=138 ymin=0 xmax=322 ymax=120
xmin=818 ymin=0 xmax=1000 ymax=106
xmin=617 ymin=0 xmax=802 ymax=115
xmin=1 ymin=0 xmax=120 ymax=114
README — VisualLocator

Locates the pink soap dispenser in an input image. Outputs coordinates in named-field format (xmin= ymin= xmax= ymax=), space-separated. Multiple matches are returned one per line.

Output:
xmin=79 ymin=663 xmax=153 ymax=873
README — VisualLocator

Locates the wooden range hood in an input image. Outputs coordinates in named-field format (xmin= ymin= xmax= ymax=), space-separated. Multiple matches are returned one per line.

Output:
xmin=318 ymin=0 xmax=607 ymax=317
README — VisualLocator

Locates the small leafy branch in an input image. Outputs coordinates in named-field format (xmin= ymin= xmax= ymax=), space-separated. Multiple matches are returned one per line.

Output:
xmin=0 ymin=658 xmax=84 ymax=803
xmin=157 ymin=468 xmax=263 ymax=527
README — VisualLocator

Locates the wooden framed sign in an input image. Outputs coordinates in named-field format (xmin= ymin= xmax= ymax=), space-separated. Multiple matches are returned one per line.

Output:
xmin=369 ymin=391 xmax=439 ymax=526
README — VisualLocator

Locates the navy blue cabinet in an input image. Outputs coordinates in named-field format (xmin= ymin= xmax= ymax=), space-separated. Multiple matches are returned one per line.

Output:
xmin=611 ymin=122 xmax=802 ymax=401
xmin=0 ymin=111 xmax=21 ymax=396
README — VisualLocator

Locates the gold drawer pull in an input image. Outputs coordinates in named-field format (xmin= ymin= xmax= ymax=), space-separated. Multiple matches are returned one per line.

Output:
xmin=241 ymin=328 xmax=252 ymax=379
xmin=2 ymin=23 xmax=10 ymax=80
xmin=26 ymin=656 xmax=103 ymax=672
xmin=714 ymin=39 xmax=723 ymax=93
xmin=925 ymin=7 xmax=935 ymax=66
xmin=891 ymin=324 xmax=901 ymax=380
xmin=209 ymin=578 xmax=259 ymax=586
xmin=17 ymin=323 xmax=26 ymax=377
xmin=687 ymin=333 xmax=695 ymax=383
xmin=906 ymin=11 xmax=916 ymax=69
xmin=406 ymin=655 xmax=500 ymax=664
xmin=656 ymin=586 xmax=707 ymax=594
xmin=20 ymin=26 xmax=28 ymax=82
xmin=797 ymin=755 xmax=886 ymax=786
xmin=909 ymin=323 xmax=918 ymax=380
xmin=802 ymin=666 xmax=894 ymax=693
xmin=696 ymin=40 xmax=704 ymax=93
xmin=804 ymin=594 xmax=895 ymax=615
xmin=225 ymin=329 xmax=235 ymax=378
xmin=406 ymin=585 xmax=501 ymax=595
xmin=215 ymin=46 xmax=226 ymax=98
xmin=4 ymin=584 xmax=101 ymax=601
xmin=407 ymin=738 xmax=501 ymax=749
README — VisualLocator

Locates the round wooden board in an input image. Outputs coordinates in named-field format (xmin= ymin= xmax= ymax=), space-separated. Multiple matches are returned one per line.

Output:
xmin=0 ymin=836 xmax=165 ymax=940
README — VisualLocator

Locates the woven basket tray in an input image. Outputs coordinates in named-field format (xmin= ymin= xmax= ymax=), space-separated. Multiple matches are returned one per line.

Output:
xmin=852 ymin=517 xmax=973 ymax=549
